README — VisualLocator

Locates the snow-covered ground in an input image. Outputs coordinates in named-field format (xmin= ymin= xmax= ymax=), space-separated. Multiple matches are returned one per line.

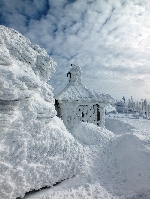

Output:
xmin=23 ymin=113 xmax=150 ymax=199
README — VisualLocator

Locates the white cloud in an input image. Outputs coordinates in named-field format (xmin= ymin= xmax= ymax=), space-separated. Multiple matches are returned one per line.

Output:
xmin=1 ymin=0 xmax=150 ymax=101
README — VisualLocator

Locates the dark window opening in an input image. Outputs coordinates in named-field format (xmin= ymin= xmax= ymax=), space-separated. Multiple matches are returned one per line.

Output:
xmin=55 ymin=99 xmax=60 ymax=117
xmin=97 ymin=104 xmax=100 ymax=121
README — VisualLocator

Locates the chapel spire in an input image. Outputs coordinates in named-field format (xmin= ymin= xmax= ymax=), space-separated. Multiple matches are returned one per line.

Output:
xmin=67 ymin=64 xmax=82 ymax=83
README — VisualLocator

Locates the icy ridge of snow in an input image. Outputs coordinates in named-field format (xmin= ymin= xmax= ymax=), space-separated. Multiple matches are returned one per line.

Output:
xmin=0 ymin=26 xmax=85 ymax=199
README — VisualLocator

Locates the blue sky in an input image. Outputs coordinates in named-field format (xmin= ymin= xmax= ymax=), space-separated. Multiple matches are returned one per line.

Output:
xmin=1 ymin=0 xmax=150 ymax=102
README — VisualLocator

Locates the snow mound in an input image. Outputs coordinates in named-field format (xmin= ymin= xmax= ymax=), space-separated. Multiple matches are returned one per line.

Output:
xmin=0 ymin=26 xmax=85 ymax=199
xmin=105 ymin=118 xmax=135 ymax=135
xmin=99 ymin=134 xmax=150 ymax=197
xmin=72 ymin=122 xmax=114 ymax=146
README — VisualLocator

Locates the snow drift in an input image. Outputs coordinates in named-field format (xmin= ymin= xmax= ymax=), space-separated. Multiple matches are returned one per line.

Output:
xmin=99 ymin=134 xmax=150 ymax=197
xmin=105 ymin=118 xmax=135 ymax=135
xmin=23 ymin=118 xmax=150 ymax=199
xmin=0 ymin=26 xmax=85 ymax=199
xmin=72 ymin=122 xmax=114 ymax=146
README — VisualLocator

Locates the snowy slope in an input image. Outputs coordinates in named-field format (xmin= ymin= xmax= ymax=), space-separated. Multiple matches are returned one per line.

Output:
xmin=0 ymin=26 xmax=85 ymax=199
xmin=25 ymin=116 xmax=150 ymax=199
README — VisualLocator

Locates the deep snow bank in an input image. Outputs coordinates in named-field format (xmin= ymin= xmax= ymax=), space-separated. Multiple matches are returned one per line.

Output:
xmin=100 ymin=134 xmax=150 ymax=197
xmin=24 ymin=119 xmax=150 ymax=199
xmin=103 ymin=117 xmax=150 ymax=197
xmin=0 ymin=26 xmax=85 ymax=199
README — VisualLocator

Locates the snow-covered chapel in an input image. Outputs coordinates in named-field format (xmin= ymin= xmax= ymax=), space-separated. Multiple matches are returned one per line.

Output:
xmin=55 ymin=64 xmax=114 ymax=130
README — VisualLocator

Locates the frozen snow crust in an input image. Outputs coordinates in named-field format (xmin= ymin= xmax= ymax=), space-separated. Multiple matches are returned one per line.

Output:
xmin=0 ymin=26 xmax=85 ymax=199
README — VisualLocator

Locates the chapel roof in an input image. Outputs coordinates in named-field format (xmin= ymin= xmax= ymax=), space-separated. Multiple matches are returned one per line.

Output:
xmin=55 ymin=64 xmax=114 ymax=104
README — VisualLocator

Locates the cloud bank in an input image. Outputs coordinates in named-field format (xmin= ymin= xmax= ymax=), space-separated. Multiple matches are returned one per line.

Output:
xmin=1 ymin=0 xmax=150 ymax=101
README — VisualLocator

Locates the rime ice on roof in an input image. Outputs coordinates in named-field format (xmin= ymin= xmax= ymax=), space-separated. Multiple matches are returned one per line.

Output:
xmin=55 ymin=64 xmax=114 ymax=130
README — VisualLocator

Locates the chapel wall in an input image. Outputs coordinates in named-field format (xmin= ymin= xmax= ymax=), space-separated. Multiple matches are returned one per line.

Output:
xmin=55 ymin=100 xmax=105 ymax=129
